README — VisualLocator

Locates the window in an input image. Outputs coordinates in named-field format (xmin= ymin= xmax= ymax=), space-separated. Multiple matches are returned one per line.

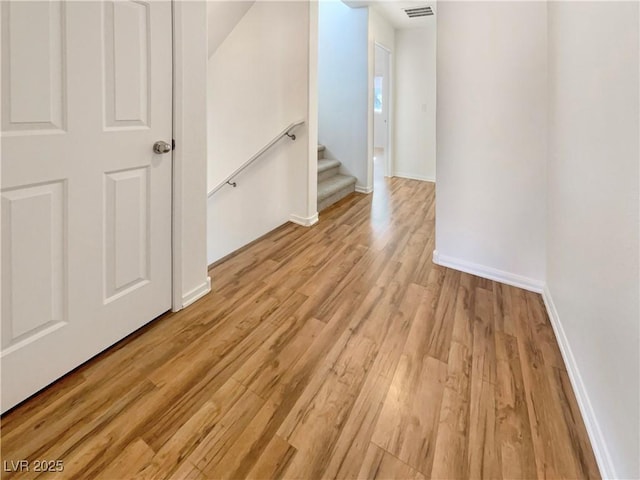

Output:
xmin=374 ymin=76 xmax=383 ymax=113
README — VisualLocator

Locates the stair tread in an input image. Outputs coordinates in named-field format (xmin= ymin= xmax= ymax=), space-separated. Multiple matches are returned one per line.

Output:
xmin=318 ymin=174 xmax=357 ymax=200
xmin=317 ymin=144 xmax=326 ymax=152
xmin=318 ymin=158 xmax=341 ymax=173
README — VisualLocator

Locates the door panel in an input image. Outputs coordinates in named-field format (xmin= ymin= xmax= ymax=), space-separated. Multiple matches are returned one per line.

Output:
xmin=104 ymin=1 xmax=151 ymax=129
xmin=104 ymin=166 xmax=150 ymax=301
xmin=1 ymin=1 xmax=66 ymax=133
xmin=1 ymin=0 xmax=172 ymax=413
xmin=1 ymin=181 xmax=66 ymax=349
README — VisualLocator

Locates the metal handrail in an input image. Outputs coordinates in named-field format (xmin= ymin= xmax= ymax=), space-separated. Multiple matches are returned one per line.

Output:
xmin=207 ymin=119 xmax=305 ymax=197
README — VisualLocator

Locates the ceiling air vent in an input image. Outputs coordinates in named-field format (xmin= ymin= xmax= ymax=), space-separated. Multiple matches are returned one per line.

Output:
xmin=403 ymin=5 xmax=433 ymax=17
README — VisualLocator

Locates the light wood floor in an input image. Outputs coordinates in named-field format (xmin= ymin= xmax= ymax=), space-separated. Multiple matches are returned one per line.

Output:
xmin=1 ymin=178 xmax=599 ymax=480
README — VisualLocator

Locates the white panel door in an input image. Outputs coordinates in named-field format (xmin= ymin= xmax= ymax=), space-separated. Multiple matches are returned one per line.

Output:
xmin=1 ymin=0 xmax=173 ymax=412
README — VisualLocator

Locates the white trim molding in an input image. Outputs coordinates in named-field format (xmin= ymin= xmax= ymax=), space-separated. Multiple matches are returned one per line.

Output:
xmin=394 ymin=171 xmax=436 ymax=183
xmin=356 ymin=185 xmax=374 ymax=194
xmin=541 ymin=286 xmax=616 ymax=479
xmin=432 ymin=250 xmax=544 ymax=293
xmin=171 ymin=1 xmax=210 ymax=313
xmin=290 ymin=213 xmax=319 ymax=227
xmin=180 ymin=277 xmax=211 ymax=310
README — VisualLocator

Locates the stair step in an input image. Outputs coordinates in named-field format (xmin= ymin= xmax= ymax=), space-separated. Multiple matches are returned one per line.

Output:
xmin=318 ymin=158 xmax=340 ymax=173
xmin=318 ymin=144 xmax=326 ymax=160
xmin=318 ymin=159 xmax=341 ymax=182
xmin=318 ymin=173 xmax=356 ymax=200
xmin=318 ymin=174 xmax=357 ymax=211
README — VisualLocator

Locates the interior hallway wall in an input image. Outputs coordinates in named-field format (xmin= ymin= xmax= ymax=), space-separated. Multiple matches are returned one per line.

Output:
xmin=394 ymin=25 xmax=436 ymax=182
xmin=206 ymin=1 xmax=310 ymax=264
xmin=318 ymin=0 xmax=369 ymax=189
xmin=435 ymin=1 xmax=547 ymax=287
xmin=207 ymin=1 xmax=255 ymax=57
xmin=546 ymin=2 xmax=640 ymax=477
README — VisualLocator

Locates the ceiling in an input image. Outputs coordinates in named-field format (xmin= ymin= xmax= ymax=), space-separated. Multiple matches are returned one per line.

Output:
xmin=343 ymin=0 xmax=437 ymax=30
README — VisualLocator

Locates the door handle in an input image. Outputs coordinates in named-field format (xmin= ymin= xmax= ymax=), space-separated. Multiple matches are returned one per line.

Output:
xmin=153 ymin=141 xmax=172 ymax=154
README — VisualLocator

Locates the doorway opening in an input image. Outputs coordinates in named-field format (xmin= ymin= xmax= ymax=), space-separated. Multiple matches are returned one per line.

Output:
xmin=373 ymin=43 xmax=392 ymax=186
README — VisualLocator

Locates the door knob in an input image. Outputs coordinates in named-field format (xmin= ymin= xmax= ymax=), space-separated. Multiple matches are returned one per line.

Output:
xmin=153 ymin=140 xmax=172 ymax=154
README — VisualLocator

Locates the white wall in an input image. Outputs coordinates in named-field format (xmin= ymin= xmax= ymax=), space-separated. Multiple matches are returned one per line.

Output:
xmin=207 ymin=1 xmax=311 ymax=264
xmin=369 ymin=6 xmax=394 ymax=51
xmin=207 ymin=1 xmax=255 ymax=58
xmin=368 ymin=6 xmax=396 ymax=184
xmin=394 ymin=25 xmax=436 ymax=182
xmin=318 ymin=0 xmax=369 ymax=189
xmin=435 ymin=1 xmax=547 ymax=288
xmin=546 ymin=2 xmax=640 ymax=477
xmin=173 ymin=1 xmax=210 ymax=308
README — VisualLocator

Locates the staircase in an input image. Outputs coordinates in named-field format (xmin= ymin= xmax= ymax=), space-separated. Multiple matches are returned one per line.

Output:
xmin=317 ymin=145 xmax=357 ymax=212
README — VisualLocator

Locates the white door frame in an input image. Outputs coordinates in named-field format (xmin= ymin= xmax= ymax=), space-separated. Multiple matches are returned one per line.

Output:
xmin=171 ymin=1 xmax=211 ymax=312
xmin=374 ymin=42 xmax=392 ymax=177
xmin=368 ymin=41 xmax=393 ymax=189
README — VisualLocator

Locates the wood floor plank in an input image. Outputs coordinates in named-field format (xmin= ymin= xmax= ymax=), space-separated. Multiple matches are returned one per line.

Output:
xmin=495 ymin=331 xmax=537 ymax=479
xmin=451 ymin=273 xmax=474 ymax=351
xmin=357 ymin=443 xmax=426 ymax=480
xmin=264 ymin=306 xmax=359 ymax=409
xmin=245 ymin=435 xmax=297 ymax=480
xmin=372 ymin=353 xmax=447 ymax=474
xmin=42 ymin=380 xmax=160 ymax=480
xmin=136 ymin=379 xmax=248 ymax=480
xmin=426 ymin=268 xmax=461 ymax=362
xmin=0 ymin=372 xmax=87 ymax=436
xmin=431 ymin=341 xmax=472 ymax=480
xmin=95 ymin=438 xmax=154 ymax=480
xmin=514 ymin=286 xmax=587 ymax=479
xmin=467 ymin=286 xmax=501 ymax=478
xmin=472 ymin=286 xmax=498 ymax=386
xmin=278 ymin=334 xmax=379 ymax=478
xmin=0 ymin=177 xmax=599 ymax=480
xmin=320 ymin=286 xmax=424 ymax=479
xmin=546 ymin=366 xmax=601 ymax=479
xmin=166 ymin=462 xmax=206 ymax=480
xmin=320 ymin=371 xmax=393 ymax=480
xmin=1 ymin=365 xmax=150 ymax=466
xmin=183 ymin=387 xmax=265 ymax=473
xmin=200 ymin=400 xmax=281 ymax=479
xmin=140 ymin=291 xmax=308 ymax=452
xmin=468 ymin=379 xmax=502 ymax=479
xmin=297 ymin=243 xmax=368 ymax=299
xmin=525 ymin=290 xmax=567 ymax=370
xmin=493 ymin=281 xmax=507 ymax=333
xmin=232 ymin=315 xmax=325 ymax=396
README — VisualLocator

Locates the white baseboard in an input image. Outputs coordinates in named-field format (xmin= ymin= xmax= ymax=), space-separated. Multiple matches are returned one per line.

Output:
xmin=290 ymin=212 xmax=319 ymax=227
xmin=180 ymin=277 xmax=211 ymax=310
xmin=432 ymin=249 xmax=613 ymax=477
xmin=355 ymin=185 xmax=373 ymax=194
xmin=432 ymin=250 xmax=544 ymax=293
xmin=541 ymin=286 xmax=615 ymax=479
xmin=394 ymin=171 xmax=436 ymax=183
